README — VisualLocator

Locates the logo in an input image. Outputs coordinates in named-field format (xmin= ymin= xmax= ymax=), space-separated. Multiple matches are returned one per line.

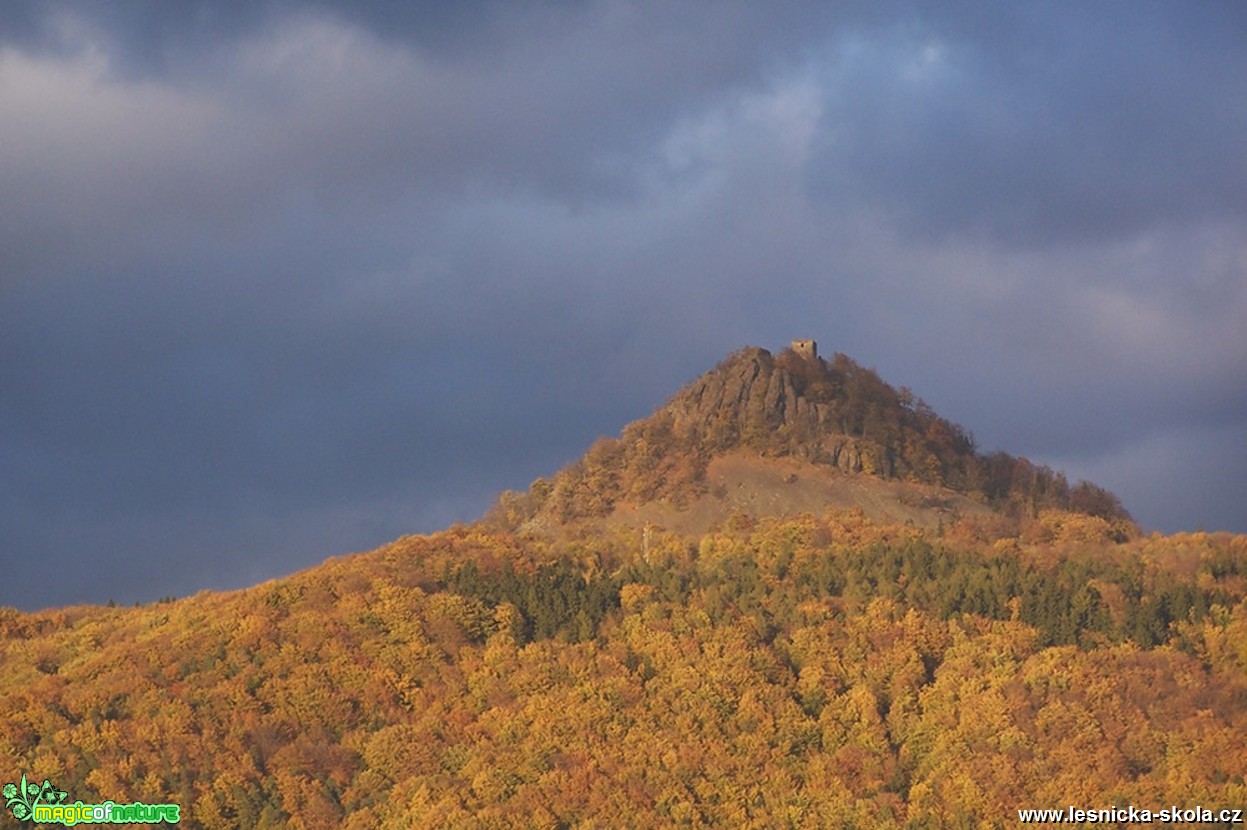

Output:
xmin=4 ymin=776 xmax=66 ymax=821
xmin=3 ymin=774 xmax=180 ymax=825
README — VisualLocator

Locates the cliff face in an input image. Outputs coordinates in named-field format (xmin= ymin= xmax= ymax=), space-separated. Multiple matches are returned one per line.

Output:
xmin=662 ymin=347 xmax=880 ymax=475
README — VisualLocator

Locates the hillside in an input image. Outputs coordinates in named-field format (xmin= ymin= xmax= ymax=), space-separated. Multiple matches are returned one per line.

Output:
xmin=496 ymin=343 xmax=1132 ymax=537
xmin=2 ymin=342 xmax=1244 ymax=828
xmin=600 ymin=451 xmax=998 ymax=539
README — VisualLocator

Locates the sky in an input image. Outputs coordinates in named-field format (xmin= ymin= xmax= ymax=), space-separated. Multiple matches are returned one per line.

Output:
xmin=2 ymin=1 xmax=1245 ymax=611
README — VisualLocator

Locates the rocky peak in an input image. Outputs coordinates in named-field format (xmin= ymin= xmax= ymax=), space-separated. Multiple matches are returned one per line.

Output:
xmin=660 ymin=347 xmax=884 ymax=475
xmin=506 ymin=343 xmax=1133 ymax=528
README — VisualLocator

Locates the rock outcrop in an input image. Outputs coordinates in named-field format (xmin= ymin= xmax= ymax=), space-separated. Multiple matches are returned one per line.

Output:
xmin=662 ymin=347 xmax=888 ymax=475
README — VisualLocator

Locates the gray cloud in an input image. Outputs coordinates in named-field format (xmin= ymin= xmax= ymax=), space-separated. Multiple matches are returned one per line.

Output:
xmin=2 ymin=1 xmax=1244 ymax=610
xmin=810 ymin=3 xmax=1247 ymax=244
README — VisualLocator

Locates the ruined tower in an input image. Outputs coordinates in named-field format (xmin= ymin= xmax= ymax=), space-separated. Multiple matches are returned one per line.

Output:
xmin=790 ymin=339 xmax=817 ymax=361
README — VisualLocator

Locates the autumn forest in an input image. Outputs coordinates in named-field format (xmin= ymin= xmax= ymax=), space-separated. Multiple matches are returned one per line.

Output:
xmin=1 ymin=346 xmax=1244 ymax=827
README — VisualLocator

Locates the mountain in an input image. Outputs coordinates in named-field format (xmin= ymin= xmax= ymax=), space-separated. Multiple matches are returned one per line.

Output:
xmin=2 ymin=342 xmax=1244 ymax=828
xmin=498 ymin=342 xmax=1132 ymax=539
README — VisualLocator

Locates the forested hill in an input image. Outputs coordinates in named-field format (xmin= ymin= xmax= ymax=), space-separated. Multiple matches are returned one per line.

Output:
xmin=1 ymin=342 xmax=1245 ymax=827
xmin=2 ymin=519 xmax=1245 ymax=826
xmin=513 ymin=344 xmax=1131 ymax=528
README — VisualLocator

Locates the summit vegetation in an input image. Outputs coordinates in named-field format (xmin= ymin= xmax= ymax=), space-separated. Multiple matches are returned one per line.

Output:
xmin=1 ymin=344 xmax=1242 ymax=828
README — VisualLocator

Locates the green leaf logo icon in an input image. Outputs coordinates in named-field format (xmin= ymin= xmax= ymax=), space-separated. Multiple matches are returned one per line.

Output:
xmin=4 ymin=773 xmax=66 ymax=822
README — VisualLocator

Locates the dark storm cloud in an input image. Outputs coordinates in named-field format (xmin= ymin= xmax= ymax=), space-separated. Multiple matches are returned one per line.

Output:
xmin=0 ymin=1 xmax=561 ymax=69
xmin=2 ymin=1 xmax=1244 ymax=610
xmin=809 ymin=2 xmax=1247 ymax=245
xmin=0 ymin=1 xmax=849 ymax=208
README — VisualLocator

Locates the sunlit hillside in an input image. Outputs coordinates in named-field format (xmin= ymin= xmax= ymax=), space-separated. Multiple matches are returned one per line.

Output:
xmin=501 ymin=345 xmax=1132 ymax=535
xmin=2 ymin=346 xmax=1244 ymax=827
